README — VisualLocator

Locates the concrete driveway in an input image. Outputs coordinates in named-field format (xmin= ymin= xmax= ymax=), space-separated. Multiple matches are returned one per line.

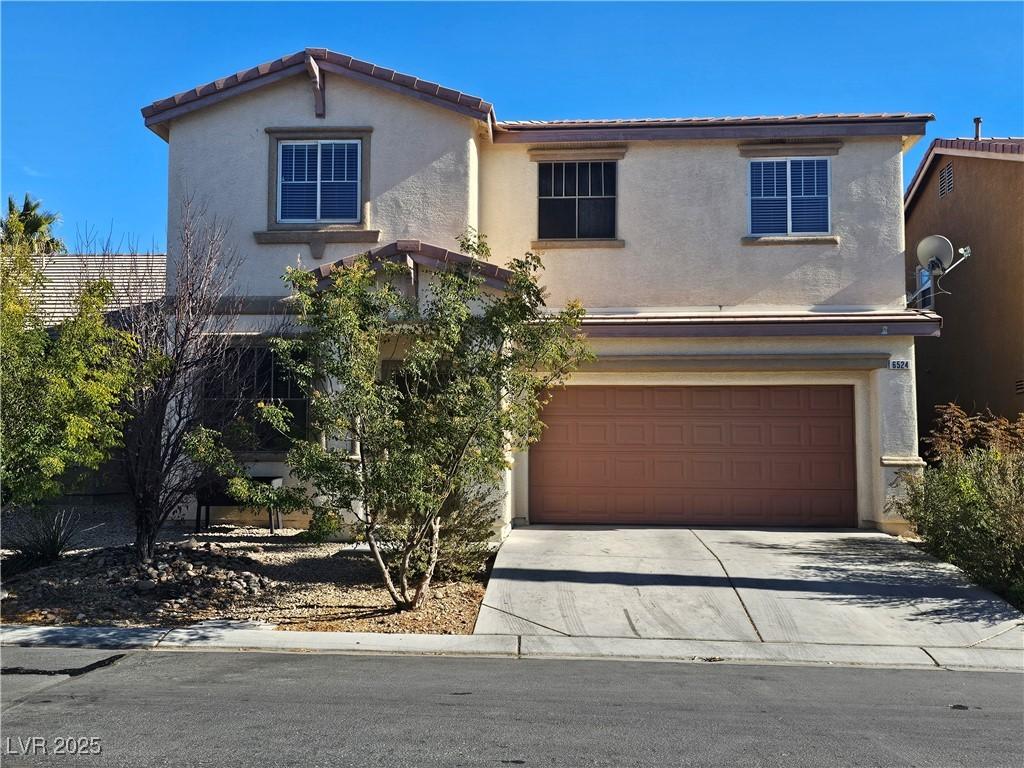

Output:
xmin=474 ymin=527 xmax=1024 ymax=649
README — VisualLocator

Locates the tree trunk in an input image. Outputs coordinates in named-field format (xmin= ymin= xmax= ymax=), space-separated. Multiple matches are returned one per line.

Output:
xmin=134 ymin=505 xmax=158 ymax=562
xmin=410 ymin=516 xmax=442 ymax=610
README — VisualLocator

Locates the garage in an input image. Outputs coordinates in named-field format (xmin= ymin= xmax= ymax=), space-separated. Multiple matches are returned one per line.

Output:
xmin=529 ymin=385 xmax=857 ymax=526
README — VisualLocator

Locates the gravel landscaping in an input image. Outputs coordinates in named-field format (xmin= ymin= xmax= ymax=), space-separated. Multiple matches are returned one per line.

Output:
xmin=0 ymin=525 xmax=486 ymax=634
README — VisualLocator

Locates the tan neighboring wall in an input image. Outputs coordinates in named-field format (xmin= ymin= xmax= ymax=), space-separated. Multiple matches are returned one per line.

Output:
xmin=906 ymin=155 xmax=1024 ymax=428
xmin=479 ymin=137 xmax=908 ymax=311
xmin=166 ymin=73 xmax=482 ymax=296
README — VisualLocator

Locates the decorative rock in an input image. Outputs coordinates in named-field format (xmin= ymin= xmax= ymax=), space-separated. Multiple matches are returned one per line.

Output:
xmin=134 ymin=579 xmax=157 ymax=593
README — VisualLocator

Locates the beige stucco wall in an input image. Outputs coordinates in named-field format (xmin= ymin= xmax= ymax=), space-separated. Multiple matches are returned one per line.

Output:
xmin=166 ymin=73 xmax=481 ymax=296
xmin=509 ymin=334 xmax=920 ymax=534
xmin=479 ymin=138 xmax=908 ymax=311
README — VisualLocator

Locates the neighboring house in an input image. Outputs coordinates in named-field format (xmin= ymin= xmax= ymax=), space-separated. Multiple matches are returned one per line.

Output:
xmin=141 ymin=48 xmax=939 ymax=535
xmin=37 ymin=253 xmax=167 ymax=322
xmin=904 ymin=136 xmax=1024 ymax=434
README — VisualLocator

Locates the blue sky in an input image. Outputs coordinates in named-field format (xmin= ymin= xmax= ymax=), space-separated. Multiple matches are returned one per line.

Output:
xmin=2 ymin=1 xmax=1022 ymax=251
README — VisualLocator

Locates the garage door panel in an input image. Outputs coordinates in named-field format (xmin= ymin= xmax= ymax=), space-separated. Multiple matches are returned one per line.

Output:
xmin=530 ymin=386 xmax=856 ymax=526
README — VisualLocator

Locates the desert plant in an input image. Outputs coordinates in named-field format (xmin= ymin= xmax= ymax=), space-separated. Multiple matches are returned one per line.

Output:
xmin=203 ymin=229 xmax=591 ymax=610
xmin=1 ymin=200 xmax=136 ymax=509
xmin=4 ymin=508 xmax=82 ymax=567
xmin=889 ymin=406 xmax=1024 ymax=607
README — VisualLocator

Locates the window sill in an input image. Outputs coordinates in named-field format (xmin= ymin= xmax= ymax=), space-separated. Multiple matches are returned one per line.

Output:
xmin=741 ymin=235 xmax=839 ymax=246
xmin=254 ymin=229 xmax=381 ymax=259
xmin=531 ymin=238 xmax=625 ymax=250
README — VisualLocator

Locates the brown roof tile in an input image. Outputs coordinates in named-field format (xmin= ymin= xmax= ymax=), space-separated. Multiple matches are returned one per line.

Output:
xmin=312 ymin=240 xmax=513 ymax=291
xmin=141 ymin=48 xmax=495 ymax=131
xmin=496 ymin=112 xmax=933 ymax=129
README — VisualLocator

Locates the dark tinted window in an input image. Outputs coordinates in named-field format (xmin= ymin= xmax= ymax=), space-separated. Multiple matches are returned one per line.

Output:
xmin=538 ymin=161 xmax=616 ymax=239
xmin=202 ymin=347 xmax=308 ymax=452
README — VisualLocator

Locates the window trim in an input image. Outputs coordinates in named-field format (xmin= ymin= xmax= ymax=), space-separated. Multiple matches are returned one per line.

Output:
xmin=537 ymin=160 xmax=619 ymax=241
xmin=264 ymin=127 xmax=372 ymax=232
xmin=748 ymin=156 xmax=832 ymax=237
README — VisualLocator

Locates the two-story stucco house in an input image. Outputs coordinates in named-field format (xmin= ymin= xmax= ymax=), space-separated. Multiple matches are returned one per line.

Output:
xmin=142 ymin=49 xmax=938 ymax=536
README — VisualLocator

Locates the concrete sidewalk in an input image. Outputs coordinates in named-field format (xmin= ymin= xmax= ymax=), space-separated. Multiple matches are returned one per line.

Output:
xmin=2 ymin=622 xmax=1020 ymax=671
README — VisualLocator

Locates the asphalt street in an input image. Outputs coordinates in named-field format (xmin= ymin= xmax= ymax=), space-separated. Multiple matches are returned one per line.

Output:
xmin=1 ymin=647 xmax=1021 ymax=767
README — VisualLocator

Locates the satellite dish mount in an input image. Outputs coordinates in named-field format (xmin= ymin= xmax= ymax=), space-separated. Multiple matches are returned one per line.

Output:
xmin=908 ymin=234 xmax=971 ymax=305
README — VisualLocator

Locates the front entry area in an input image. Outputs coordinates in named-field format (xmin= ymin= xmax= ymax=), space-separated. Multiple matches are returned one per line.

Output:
xmin=529 ymin=385 xmax=856 ymax=527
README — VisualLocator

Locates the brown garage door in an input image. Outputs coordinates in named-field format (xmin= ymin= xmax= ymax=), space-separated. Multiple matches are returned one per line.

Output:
xmin=529 ymin=385 xmax=856 ymax=526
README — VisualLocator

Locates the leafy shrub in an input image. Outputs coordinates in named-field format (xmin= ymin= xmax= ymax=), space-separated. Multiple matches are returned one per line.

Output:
xmin=373 ymin=485 xmax=500 ymax=584
xmin=889 ymin=406 xmax=1024 ymax=607
xmin=4 ymin=508 xmax=82 ymax=567
xmin=300 ymin=508 xmax=343 ymax=543
xmin=434 ymin=485 xmax=502 ymax=582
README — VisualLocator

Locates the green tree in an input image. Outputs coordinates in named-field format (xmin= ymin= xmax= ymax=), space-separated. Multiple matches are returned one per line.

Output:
xmin=202 ymin=231 xmax=591 ymax=610
xmin=4 ymin=194 xmax=64 ymax=254
xmin=0 ymin=202 xmax=135 ymax=508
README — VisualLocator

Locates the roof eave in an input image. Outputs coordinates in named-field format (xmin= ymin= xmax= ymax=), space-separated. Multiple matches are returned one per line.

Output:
xmin=492 ymin=118 xmax=933 ymax=144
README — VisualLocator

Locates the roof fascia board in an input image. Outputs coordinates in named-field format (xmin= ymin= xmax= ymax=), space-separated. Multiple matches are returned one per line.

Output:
xmin=493 ymin=120 xmax=929 ymax=144
xmin=144 ymin=63 xmax=307 ymax=137
xmin=582 ymin=319 xmax=941 ymax=338
xmin=929 ymin=146 xmax=1024 ymax=163
xmin=315 ymin=60 xmax=491 ymax=122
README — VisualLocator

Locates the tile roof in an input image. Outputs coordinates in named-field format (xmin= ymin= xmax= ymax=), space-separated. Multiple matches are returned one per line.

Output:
xmin=142 ymin=48 xmax=494 ymax=135
xmin=141 ymin=47 xmax=934 ymax=144
xmin=904 ymin=137 xmax=1024 ymax=211
xmin=36 ymin=253 xmax=166 ymax=323
xmin=312 ymin=240 xmax=513 ymax=291
xmin=496 ymin=113 xmax=933 ymax=129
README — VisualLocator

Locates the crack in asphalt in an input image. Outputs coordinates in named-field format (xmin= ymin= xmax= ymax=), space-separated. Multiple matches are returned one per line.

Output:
xmin=2 ymin=653 xmax=126 ymax=678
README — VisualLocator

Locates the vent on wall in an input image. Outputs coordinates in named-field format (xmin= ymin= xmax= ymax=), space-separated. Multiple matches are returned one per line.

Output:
xmin=1016 ymin=379 xmax=1024 ymax=396
xmin=939 ymin=162 xmax=954 ymax=198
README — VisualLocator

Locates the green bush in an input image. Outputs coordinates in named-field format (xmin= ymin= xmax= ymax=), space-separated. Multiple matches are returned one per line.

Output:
xmin=889 ymin=405 xmax=1024 ymax=607
xmin=4 ymin=508 xmax=82 ymax=568
xmin=433 ymin=485 xmax=501 ymax=582
xmin=299 ymin=508 xmax=343 ymax=543
xmin=373 ymin=485 xmax=500 ymax=584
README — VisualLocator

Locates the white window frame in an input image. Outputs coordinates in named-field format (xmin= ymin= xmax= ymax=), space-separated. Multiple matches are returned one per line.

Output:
xmin=277 ymin=139 xmax=361 ymax=224
xmin=748 ymin=156 xmax=832 ymax=236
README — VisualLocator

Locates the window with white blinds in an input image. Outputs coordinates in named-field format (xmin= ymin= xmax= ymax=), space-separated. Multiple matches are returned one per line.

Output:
xmin=749 ymin=157 xmax=830 ymax=235
xmin=279 ymin=140 xmax=361 ymax=223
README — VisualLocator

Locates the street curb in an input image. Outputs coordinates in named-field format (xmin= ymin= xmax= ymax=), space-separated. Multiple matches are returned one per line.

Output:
xmin=1 ymin=624 xmax=1021 ymax=671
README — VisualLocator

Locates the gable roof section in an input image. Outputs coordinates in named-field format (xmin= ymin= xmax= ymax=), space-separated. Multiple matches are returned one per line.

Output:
xmin=142 ymin=49 xmax=495 ymax=139
xmin=905 ymin=137 xmax=1024 ymax=213
xmin=311 ymin=240 xmax=513 ymax=291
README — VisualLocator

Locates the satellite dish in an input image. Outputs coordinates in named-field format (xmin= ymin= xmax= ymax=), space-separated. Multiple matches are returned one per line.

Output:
xmin=917 ymin=235 xmax=955 ymax=272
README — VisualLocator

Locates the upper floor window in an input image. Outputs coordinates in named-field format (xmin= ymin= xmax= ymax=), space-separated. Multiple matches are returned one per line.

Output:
xmin=749 ymin=158 xmax=830 ymax=236
xmin=938 ymin=162 xmax=953 ymax=197
xmin=538 ymin=161 xmax=616 ymax=239
xmin=278 ymin=140 xmax=361 ymax=223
